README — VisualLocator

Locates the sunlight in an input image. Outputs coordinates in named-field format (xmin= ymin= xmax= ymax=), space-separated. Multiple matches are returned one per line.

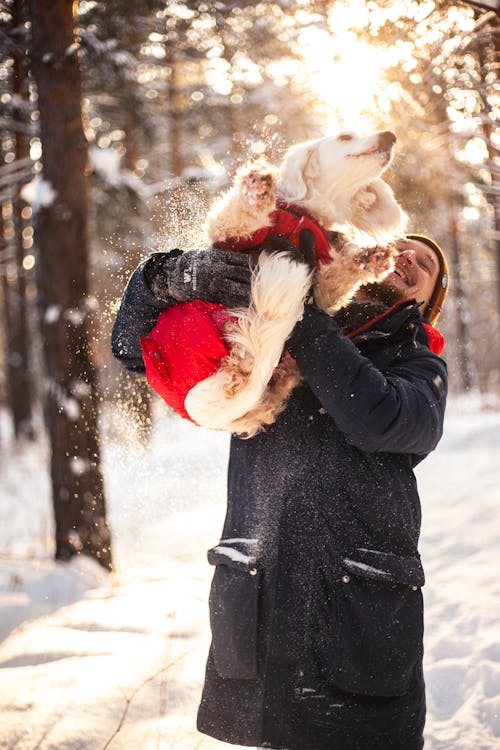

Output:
xmin=295 ymin=24 xmax=394 ymax=130
xmin=290 ymin=1 xmax=476 ymax=135
xmin=456 ymin=136 xmax=489 ymax=165
xmin=290 ymin=1 xmax=419 ymax=132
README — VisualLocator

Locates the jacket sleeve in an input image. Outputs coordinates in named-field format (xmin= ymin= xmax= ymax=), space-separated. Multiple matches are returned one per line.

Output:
xmin=111 ymin=254 xmax=175 ymax=374
xmin=287 ymin=306 xmax=447 ymax=456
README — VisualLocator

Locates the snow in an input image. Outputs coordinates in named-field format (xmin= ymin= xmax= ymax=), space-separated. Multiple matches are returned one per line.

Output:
xmin=212 ymin=546 xmax=257 ymax=565
xmin=64 ymin=306 xmax=87 ymax=326
xmin=70 ymin=379 xmax=92 ymax=399
xmin=89 ymin=146 xmax=148 ymax=198
xmin=61 ymin=395 xmax=81 ymax=421
xmin=220 ymin=538 xmax=259 ymax=545
xmin=46 ymin=380 xmax=82 ymax=421
xmin=70 ymin=457 xmax=90 ymax=476
xmin=89 ymin=145 xmax=122 ymax=185
xmin=0 ymin=398 xmax=499 ymax=749
xmin=20 ymin=175 xmax=57 ymax=211
xmin=44 ymin=305 xmax=61 ymax=324
xmin=341 ymin=559 xmax=392 ymax=578
xmin=64 ymin=42 xmax=80 ymax=58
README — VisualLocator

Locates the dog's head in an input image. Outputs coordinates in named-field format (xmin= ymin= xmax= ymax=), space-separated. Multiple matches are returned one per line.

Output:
xmin=277 ymin=130 xmax=407 ymax=242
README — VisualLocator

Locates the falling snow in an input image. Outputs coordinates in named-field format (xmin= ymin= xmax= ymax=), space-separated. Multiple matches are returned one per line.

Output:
xmin=61 ymin=396 xmax=80 ymax=421
xmin=44 ymin=305 xmax=61 ymax=324
xmin=70 ymin=457 xmax=89 ymax=476
xmin=64 ymin=307 xmax=87 ymax=326
xmin=70 ymin=379 xmax=92 ymax=399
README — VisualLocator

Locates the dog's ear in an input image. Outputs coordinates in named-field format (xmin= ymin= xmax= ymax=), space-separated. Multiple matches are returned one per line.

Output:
xmin=351 ymin=178 xmax=407 ymax=243
xmin=277 ymin=141 xmax=318 ymax=203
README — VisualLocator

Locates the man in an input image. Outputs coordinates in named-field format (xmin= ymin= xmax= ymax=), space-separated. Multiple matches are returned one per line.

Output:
xmin=112 ymin=233 xmax=448 ymax=750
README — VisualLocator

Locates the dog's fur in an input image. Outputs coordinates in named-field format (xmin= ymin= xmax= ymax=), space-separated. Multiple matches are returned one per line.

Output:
xmin=183 ymin=130 xmax=407 ymax=436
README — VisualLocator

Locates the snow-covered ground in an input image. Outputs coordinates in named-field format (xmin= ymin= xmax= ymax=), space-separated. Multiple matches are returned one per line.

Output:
xmin=0 ymin=397 xmax=499 ymax=750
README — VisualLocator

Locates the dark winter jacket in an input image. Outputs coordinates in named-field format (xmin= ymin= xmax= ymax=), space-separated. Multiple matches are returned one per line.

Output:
xmin=111 ymin=259 xmax=448 ymax=750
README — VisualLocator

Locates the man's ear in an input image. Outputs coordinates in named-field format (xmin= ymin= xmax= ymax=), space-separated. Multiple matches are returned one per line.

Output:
xmin=278 ymin=141 xmax=318 ymax=202
xmin=352 ymin=178 xmax=407 ymax=243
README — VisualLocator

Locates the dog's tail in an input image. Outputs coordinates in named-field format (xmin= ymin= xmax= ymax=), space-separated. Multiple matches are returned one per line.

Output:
xmin=184 ymin=253 xmax=311 ymax=433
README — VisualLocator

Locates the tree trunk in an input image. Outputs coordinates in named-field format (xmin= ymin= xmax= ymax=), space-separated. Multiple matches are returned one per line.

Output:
xmin=0 ymin=194 xmax=19 ymax=439
xmin=9 ymin=0 xmax=35 ymax=439
xmin=443 ymin=128 xmax=476 ymax=393
xmin=448 ymin=209 xmax=475 ymax=391
xmin=476 ymin=15 xmax=500 ymax=337
xmin=0 ymin=201 xmax=15 ymax=428
xmin=120 ymin=23 xmax=153 ymax=442
xmin=27 ymin=0 xmax=112 ymax=570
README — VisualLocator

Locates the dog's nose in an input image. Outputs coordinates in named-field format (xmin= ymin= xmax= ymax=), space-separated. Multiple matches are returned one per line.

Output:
xmin=378 ymin=131 xmax=396 ymax=150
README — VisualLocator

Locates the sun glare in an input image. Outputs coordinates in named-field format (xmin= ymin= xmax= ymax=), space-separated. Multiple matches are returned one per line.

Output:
xmin=291 ymin=0 xmax=418 ymax=133
xmin=296 ymin=24 xmax=392 ymax=130
xmin=290 ymin=0 xmax=473 ymax=134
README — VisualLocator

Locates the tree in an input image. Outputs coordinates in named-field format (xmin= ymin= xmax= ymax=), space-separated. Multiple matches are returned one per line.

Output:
xmin=354 ymin=0 xmax=498 ymax=390
xmin=459 ymin=6 xmax=499 ymax=324
xmin=0 ymin=0 xmax=36 ymax=439
xmin=26 ymin=0 xmax=111 ymax=570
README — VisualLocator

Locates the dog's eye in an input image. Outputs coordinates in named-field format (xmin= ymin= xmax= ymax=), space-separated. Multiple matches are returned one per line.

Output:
xmin=338 ymin=134 xmax=353 ymax=141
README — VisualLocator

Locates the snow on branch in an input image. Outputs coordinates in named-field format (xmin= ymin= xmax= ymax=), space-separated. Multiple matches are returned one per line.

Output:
xmin=89 ymin=146 xmax=147 ymax=199
xmin=20 ymin=176 xmax=57 ymax=212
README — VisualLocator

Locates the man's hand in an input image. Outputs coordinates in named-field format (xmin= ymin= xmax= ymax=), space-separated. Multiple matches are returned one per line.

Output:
xmin=145 ymin=231 xmax=315 ymax=310
xmin=145 ymin=248 xmax=253 ymax=308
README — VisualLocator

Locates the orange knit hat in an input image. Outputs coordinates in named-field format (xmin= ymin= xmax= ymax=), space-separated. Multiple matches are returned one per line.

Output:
xmin=406 ymin=234 xmax=449 ymax=325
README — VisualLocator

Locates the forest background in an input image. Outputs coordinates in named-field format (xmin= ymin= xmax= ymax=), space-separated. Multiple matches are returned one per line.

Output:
xmin=0 ymin=0 xmax=498 ymax=568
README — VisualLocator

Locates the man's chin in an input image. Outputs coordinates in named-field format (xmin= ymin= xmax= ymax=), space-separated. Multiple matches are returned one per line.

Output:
xmin=359 ymin=281 xmax=408 ymax=308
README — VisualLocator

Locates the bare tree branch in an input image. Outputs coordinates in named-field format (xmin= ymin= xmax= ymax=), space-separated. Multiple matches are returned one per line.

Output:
xmin=101 ymin=648 xmax=198 ymax=750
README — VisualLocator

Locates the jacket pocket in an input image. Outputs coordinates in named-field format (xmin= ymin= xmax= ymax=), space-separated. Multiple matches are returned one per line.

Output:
xmin=207 ymin=539 xmax=261 ymax=680
xmin=322 ymin=548 xmax=425 ymax=698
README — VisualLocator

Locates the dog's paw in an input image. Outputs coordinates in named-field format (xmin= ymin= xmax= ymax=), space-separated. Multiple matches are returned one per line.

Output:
xmin=355 ymin=243 xmax=397 ymax=279
xmin=239 ymin=169 xmax=276 ymax=211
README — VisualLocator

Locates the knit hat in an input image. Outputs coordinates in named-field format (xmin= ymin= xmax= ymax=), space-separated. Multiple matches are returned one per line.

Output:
xmin=406 ymin=234 xmax=449 ymax=325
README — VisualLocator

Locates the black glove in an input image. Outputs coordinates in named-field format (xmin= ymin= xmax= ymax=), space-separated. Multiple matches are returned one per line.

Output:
xmin=265 ymin=230 xmax=316 ymax=271
xmin=144 ymin=248 xmax=253 ymax=308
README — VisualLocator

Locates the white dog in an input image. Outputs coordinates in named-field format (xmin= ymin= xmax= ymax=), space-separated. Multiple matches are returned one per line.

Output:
xmin=146 ymin=130 xmax=407 ymax=436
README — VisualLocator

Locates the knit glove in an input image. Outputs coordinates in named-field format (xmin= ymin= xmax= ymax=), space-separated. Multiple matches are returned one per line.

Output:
xmin=145 ymin=248 xmax=253 ymax=308
xmin=144 ymin=231 xmax=315 ymax=309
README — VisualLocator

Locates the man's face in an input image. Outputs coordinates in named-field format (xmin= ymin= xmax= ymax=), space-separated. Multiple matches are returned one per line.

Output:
xmin=387 ymin=238 xmax=440 ymax=308
xmin=359 ymin=238 xmax=440 ymax=309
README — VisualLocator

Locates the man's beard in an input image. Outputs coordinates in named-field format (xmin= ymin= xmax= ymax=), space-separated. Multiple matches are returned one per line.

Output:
xmin=359 ymin=279 xmax=407 ymax=308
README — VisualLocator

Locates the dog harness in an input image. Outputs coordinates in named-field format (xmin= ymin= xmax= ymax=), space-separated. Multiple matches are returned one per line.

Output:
xmin=214 ymin=201 xmax=333 ymax=266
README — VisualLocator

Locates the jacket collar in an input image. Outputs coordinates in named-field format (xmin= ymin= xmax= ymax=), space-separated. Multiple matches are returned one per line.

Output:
xmin=346 ymin=299 xmax=419 ymax=339
xmin=346 ymin=299 xmax=445 ymax=355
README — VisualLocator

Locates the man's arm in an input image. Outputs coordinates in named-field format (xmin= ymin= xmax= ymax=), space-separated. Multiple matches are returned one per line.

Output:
xmin=111 ymin=249 xmax=253 ymax=373
xmin=287 ymin=306 xmax=447 ymax=456
xmin=111 ymin=254 xmax=174 ymax=373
